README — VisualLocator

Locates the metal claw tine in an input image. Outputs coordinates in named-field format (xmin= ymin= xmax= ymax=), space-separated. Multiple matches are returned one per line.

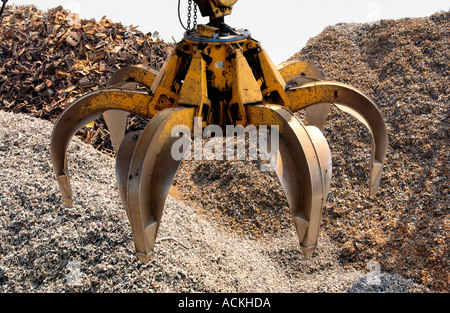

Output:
xmin=103 ymin=110 xmax=130 ymax=152
xmin=103 ymin=66 xmax=159 ymax=151
xmin=47 ymin=0 xmax=390 ymax=266
xmin=304 ymin=125 xmax=333 ymax=205
xmin=286 ymin=81 xmax=388 ymax=196
xmin=277 ymin=60 xmax=325 ymax=82
xmin=125 ymin=107 xmax=195 ymax=263
xmin=115 ymin=131 xmax=142 ymax=218
xmin=107 ymin=65 xmax=159 ymax=90
xmin=246 ymin=104 xmax=330 ymax=257
xmin=279 ymin=61 xmax=331 ymax=131
xmin=50 ymin=89 xmax=154 ymax=207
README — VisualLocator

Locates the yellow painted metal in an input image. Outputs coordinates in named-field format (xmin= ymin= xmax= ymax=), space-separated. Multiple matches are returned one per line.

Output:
xmin=232 ymin=48 xmax=263 ymax=105
xmin=178 ymin=50 xmax=212 ymax=126
xmin=108 ymin=64 xmax=159 ymax=90
xmin=80 ymin=89 xmax=154 ymax=118
xmin=196 ymin=24 xmax=220 ymax=38
xmin=178 ymin=50 xmax=209 ymax=107
xmin=84 ymin=121 xmax=95 ymax=128
xmin=167 ymin=39 xmax=263 ymax=127
xmin=149 ymin=49 xmax=184 ymax=115
xmin=277 ymin=60 xmax=324 ymax=83
xmin=244 ymin=41 xmax=290 ymax=107
xmin=195 ymin=0 xmax=236 ymax=18
xmin=213 ymin=0 xmax=237 ymax=7
xmin=205 ymin=44 xmax=230 ymax=92
xmin=205 ymin=44 xmax=229 ymax=126
xmin=278 ymin=61 xmax=331 ymax=131
xmin=229 ymin=48 xmax=262 ymax=125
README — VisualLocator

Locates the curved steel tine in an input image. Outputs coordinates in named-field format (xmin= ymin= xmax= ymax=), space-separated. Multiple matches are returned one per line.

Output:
xmin=305 ymin=125 xmax=333 ymax=206
xmin=107 ymin=64 xmax=159 ymax=90
xmin=277 ymin=60 xmax=325 ymax=83
xmin=288 ymin=76 xmax=332 ymax=132
xmin=103 ymin=110 xmax=130 ymax=152
xmin=50 ymin=89 xmax=154 ymax=208
xmin=103 ymin=83 xmax=138 ymax=152
xmin=126 ymin=107 xmax=195 ymax=263
xmin=305 ymin=102 xmax=332 ymax=132
xmin=115 ymin=131 xmax=142 ymax=218
xmin=279 ymin=61 xmax=331 ymax=131
xmin=103 ymin=66 xmax=158 ymax=150
xmin=286 ymin=81 xmax=388 ymax=196
xmin=246 ymin=104 xmax=329 ymax=257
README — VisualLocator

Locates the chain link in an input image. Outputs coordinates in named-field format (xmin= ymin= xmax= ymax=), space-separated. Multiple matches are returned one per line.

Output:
xmin=0 ymin=0 xmax=9 ymax=22
xmin=186 ymin=0 xmax=198 ymax=31
xmin=193 ymin=2 xmax=198 ymax=29
xmin=187 ymin=0 xmax=192 ymax=30
xmin=179 ymin=0 xmax=198 ymax=31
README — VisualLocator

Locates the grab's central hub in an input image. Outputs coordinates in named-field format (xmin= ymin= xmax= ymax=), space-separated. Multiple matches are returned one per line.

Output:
xmin=184 ymin=23 xmax=251 ymax=44
xmin=176 ymin=36 xmax=263 ymax=128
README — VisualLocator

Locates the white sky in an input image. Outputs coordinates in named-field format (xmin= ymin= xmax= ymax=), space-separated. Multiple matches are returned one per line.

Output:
xmin=8 ymin=0 xmax=449 ymax=65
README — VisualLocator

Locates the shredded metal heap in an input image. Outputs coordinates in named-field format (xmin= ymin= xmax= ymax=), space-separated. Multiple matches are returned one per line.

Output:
xmin=288 ymin=13 xmax=449 ymax=292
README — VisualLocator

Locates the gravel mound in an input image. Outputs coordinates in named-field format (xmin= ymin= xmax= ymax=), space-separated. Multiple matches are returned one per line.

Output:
xmin=289 ymin=12 xmax=449 ymax=292
xmin=0 ymin=111 xmax=430 ymax=293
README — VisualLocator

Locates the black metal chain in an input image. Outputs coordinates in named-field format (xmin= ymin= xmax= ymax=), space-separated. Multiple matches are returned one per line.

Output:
xmin=178 ymin=0 xmax=197 ymax=31
xmin=0 ymin=0 xmax=9 ymax=22
xmin=193 ymin=2 xmax=198 ymax=30
xmin=187 ymin=0 xmax=192 ymax=30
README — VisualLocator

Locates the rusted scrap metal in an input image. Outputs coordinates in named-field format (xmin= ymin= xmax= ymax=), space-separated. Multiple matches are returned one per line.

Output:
xmin=0 ymin=5 xmax=171 ymax=152
xmin=0 ymin=1 xmax=8 ymax=21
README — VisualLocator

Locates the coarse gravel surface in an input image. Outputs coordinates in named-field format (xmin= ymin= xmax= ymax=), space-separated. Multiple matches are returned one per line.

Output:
xmin=175 ymin=11 xmax=449 ymax=293
xmin=0 ymin=111 xmax=431 ymax=293
xmin=289 ymin=12 xmax=449 ymax=293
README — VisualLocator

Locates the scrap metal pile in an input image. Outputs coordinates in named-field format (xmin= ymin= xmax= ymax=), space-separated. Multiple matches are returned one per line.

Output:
xmin=0 ymin=4 xmax=173 ymax=153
